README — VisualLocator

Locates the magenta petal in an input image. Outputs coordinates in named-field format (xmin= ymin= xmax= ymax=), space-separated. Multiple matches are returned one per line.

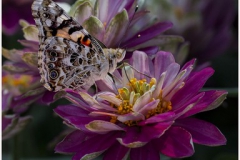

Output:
xmin=175 ymin=118 xmax=227 ymax=146
xmin=118 ymin=121 xmax=173 ymax=147
xmin=132 ymin=50 xmax=151 ymax=80
xmin=181 ymin=59 xmax=196 ymax=71
xmin=130 ymin=141 xmax=160 ymax=160
xmin=123 ymin=21 xmax=173 ymax=48
xmin=154 ymin=51 xmax=175 ymax=81
xmin=72 ymin=132 xmax=120 ymax=160
xmin=181 ymin=90 xmax=227 ymax=118
xmin=171 ymin=67 xmax=214 ymax=109
xmin=156 ymin=126 xmax=194 ymax=158
xmin=55 ymin=130 xmax=96 ymax=153
xmin=138 ymin=111 xmax=175 ymax=126
xmin=41 ymin=91 xmax=55 ymax=104
xmin=173 ymin=92 xmax=205 ymax=117
xmin=103 ymin=141 xmax=129 ymax=160
xmin=18 ymin=40 xmax=39 ymax=50
xmin=54 ymin=105 xmax=109 ymax=131
xmin=64 ymin=91 xmax=91 ymax=110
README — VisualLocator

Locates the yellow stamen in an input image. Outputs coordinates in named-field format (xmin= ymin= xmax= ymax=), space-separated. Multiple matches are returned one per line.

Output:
xmin=110 ymin=78 xmax=172 ymax=126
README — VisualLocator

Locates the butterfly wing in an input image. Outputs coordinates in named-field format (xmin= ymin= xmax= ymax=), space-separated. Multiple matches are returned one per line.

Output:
xmin=31 ymin=0 xmax=103 ymax=52
xmin=38 ymin=36 xmax=110 ymax=91
xmin=31 ymin=0 xmax=110 ymax=91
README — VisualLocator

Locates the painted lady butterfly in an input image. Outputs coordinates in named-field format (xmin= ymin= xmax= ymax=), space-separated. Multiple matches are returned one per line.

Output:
xmin=31 ymin=0 xmax=125 ymax=92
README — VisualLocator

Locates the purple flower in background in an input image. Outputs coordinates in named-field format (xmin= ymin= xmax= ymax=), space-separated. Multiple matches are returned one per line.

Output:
xmin=2 ymin=0 xmax=73 ymax=35
xmin=145 ymin=0 xmax=236 ymax=64
xmin=2 ymin=72 xmax=33 ymax=140
xmin=68 ymin=0 xmax=175 ymax=57
xmin=2 ymin=20 xmax=59 ymax=106
xmin=54 ymin=51 xmax=227 ymax=159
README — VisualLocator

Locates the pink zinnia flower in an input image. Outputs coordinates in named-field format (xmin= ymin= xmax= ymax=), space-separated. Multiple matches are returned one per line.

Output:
xmin=54 ymin=51 xmax=227 ymax=159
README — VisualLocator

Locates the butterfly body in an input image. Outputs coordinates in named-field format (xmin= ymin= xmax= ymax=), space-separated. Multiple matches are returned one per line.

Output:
xmin=31 ymin=0 xmax=125 ymax=91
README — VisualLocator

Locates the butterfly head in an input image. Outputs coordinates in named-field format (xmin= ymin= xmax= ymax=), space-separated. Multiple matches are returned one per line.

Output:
xmin=103 ymin=48 xmax=126 ymax=73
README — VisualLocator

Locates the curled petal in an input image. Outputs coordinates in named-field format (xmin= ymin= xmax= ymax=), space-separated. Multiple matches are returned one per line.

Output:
xmin=96 ymin=92 xmax=121 ymax=106
xmin=86 ymin=120 xmax=125 ymax=133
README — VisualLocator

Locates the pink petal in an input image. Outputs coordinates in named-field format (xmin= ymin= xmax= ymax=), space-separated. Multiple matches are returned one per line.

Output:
xmin=117 ymin=112 xmax=145 ymax=122
xmin=138 ymin=111 xmax=175 ymax=126
xmin=175 ymin=118 xmax=227 ymax=146
xmin=86 ymin=120 xmax=125 ymax=133
xmin=154 ymin=51 xmax=175 ymax=81
xmin=117 ymin=121 xmax=173 ymax=148
xmin=155 ymin=126 xmax=194 ymax=158
xmin=130 ymin=141 xmax=160 ymax=160
xmin=138 ymin=99 xmax=159 ymax=115
xmin=133 ymin=90 xmax=153 ymax=112
xmin=181 ymin=90 xmax=227 ymax=118
xmin=174 ymin=92 xmax=205 ymax=119
xmin=171 ymin=67 xmax=214 ymax=109
xmin=132 ymin=50 xmax=151 ymax=80
xmin=122 ymin=21 xmax=173 ymax=48
xmin=55 ymin=130 xmax=95 ymax=153
xmin=162 ymin=63 xmax=180 ymax=88
xmin=72 ymin=132 xmax=120 ymax=160
xmin=103 ymin=141 xmax=129 ymax=160
xmin=54 ymin=105 xmax=109 ymax=132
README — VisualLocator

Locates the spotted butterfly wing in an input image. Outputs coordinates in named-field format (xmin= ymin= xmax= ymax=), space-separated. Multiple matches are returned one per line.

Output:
xmin=31 ymin=0 xmax=125 ymax=91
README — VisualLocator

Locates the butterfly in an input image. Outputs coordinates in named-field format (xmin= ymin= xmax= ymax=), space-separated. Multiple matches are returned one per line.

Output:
xmin=31 ymin=0 xmax=125 ymax=92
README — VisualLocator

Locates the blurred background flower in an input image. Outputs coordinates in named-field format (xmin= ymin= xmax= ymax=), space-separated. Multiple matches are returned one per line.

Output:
xmin=144 ymin=0 xmax=237 ymax=65
xmin=2 ymin=0 xmax=74 ymax=35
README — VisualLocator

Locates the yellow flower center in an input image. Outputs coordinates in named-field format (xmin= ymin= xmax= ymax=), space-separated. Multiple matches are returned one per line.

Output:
xmin=2 ymin=75 xmax=32 ymax=89
xmin=110 ymin=78 xmax=172 ymax=126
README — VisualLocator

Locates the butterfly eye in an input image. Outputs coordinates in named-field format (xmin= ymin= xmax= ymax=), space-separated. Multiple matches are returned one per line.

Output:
xmin=48 ymin=63 xmax=55 ymax=69
xmin=50 ymin=51 xmax=57 ymax=57
xmin=50 ymin=57 xmax=56 ymax=62
xmin=43 ymin=13 xmax=49 ymax=18
xmin=49 ymin=70 xmax=58 ymax=79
